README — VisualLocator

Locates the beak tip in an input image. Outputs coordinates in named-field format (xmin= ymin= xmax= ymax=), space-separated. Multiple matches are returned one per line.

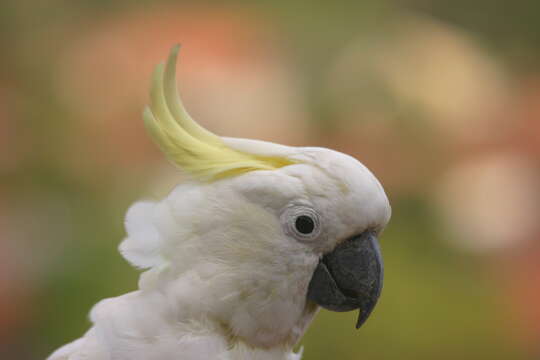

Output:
xmin=355 ymin=309 xmax=367 ymax=329
xmin=355 ymin=298 xmax=378 ymax=329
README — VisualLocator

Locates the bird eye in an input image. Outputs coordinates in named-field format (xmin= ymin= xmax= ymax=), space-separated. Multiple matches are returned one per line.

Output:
xmin=295 ymin=215 xmax=315 ymax=234
xmin=281 ymin=205 xmax=322 ymax=241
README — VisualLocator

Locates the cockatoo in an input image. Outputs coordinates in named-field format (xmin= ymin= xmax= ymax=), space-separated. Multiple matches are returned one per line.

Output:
xmin=48 ymin=45 xmax=391 ymax=360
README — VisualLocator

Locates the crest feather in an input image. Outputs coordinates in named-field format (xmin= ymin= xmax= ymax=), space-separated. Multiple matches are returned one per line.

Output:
xmin=144 ymin=45 xmax=296 ymax=180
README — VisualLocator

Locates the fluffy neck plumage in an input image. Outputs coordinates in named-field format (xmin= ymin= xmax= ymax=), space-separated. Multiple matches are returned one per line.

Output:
xmin=137 ymin=253 xmax=319 ymax=352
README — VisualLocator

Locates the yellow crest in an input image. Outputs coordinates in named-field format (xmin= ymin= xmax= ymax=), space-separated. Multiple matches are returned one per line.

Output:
xmin=143 ymin=45 xmax=296 ymax=181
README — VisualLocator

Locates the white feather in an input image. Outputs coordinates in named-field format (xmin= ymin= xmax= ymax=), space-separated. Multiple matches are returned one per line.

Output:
xmin=48 ymin=141 xmax=390 ymax=360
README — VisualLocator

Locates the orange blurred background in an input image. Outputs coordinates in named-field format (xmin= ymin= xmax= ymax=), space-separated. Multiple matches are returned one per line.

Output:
xmin=1 ymin=1 xmax=540 ymax=359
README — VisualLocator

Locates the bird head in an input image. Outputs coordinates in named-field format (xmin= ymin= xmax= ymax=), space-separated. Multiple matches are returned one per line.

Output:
xmin=119 ymin=45 xmax=391 ymax=349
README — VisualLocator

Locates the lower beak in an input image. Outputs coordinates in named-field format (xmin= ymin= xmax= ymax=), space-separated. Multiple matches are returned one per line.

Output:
xmin=306 ymin=231 xmax=384 ymax=329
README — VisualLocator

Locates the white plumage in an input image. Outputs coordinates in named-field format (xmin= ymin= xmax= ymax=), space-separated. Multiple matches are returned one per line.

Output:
xmin=48 ymin=47 xmax=390 ymax=360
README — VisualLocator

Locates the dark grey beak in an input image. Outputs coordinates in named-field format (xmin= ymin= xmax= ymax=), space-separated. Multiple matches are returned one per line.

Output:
xmin=306 ymin=231 xmax=383 ymax=329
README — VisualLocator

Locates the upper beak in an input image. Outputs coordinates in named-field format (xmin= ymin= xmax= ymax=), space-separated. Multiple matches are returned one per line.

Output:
xmin=306 ymin=230 xmax=384 ymax=329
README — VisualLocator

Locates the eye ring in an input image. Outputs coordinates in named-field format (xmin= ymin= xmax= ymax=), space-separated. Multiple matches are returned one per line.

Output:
xmin=281 ymin=205 xmax=322 ymax=241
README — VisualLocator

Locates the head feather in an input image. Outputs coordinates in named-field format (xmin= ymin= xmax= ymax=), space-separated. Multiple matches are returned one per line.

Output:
xmin=144 ymin=45 xmax=296 ymax=181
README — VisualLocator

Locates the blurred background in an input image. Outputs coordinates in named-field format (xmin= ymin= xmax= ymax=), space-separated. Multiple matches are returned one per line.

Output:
xmin=1 ymin=0 xmax=540 ymax=359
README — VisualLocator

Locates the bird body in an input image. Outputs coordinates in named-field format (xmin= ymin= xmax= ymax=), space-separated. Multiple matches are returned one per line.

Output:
xmin=48 ymin=46 xmax=390 ymax=360
xmin=48 ymin=291 xmax=305 ymax=360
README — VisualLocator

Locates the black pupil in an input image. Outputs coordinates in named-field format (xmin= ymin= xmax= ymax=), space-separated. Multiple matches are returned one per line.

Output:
xmin=295 ymin=215 xmax=315 ymax=234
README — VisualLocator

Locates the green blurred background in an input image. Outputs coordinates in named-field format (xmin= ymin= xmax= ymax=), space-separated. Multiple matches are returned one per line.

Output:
xmin=2 ymin=0 xmax=540 ymax=359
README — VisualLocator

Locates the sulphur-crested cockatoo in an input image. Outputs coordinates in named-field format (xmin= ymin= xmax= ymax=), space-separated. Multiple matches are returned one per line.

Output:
xmin=48 ymin=45 xmax=390 ymax=360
